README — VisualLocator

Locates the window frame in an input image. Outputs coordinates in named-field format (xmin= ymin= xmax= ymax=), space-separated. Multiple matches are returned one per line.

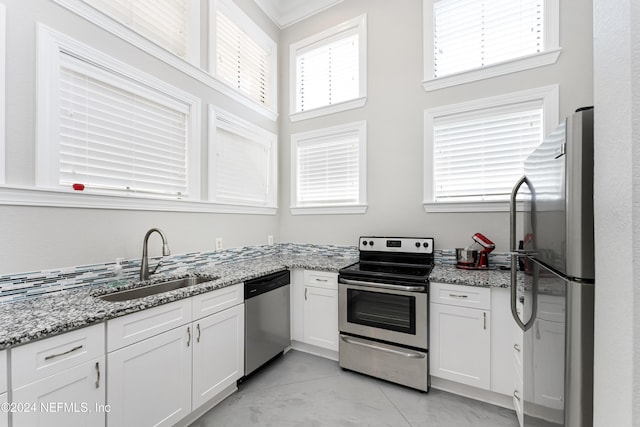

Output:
xmin=35 ymin=24 xmax=202 ymax=204
xmin=210 ymin=0 xmax=278 ymax=112
xmin=290 ymin=120 xmax=368 ymax=215
xmin=289 ymin=14 xmax=367 ymax=122
xmin=52 ymin=0 xmax=277 ymax=121
xmin=423 ymin=85 xmax=559 ymax=213
xmin=208 ymin=105 xmax=278 ymax=215
xmin=422 ymin=0 xmax=561 ymax=92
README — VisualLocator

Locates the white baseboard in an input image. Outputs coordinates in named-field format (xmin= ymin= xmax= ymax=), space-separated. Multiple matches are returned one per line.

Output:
xmin=430 ymin=376 xmax=515 ymax=410
xmin=289 ymin=340 xmax=339 ymax=361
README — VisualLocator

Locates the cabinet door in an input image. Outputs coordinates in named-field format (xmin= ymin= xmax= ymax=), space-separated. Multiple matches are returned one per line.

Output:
xmin=0 ymin=393 xmax=6 ymax=427
xmin=303 ymin=286 xmax=338 ymax=351
xmin=430 ymin=303 xmax=490 ymax=389
xmin=490 ymin=287 xmax=516 ymax=395
xmin=107 ymin=326 xmax=191 ymax=427
xmin=12 ymin=357 xmax=106 ymax=427
xmin=532 ymin=318 xmax=564 ymax=410
xmin=290 ymin=269 xmax=305 ymax=342
xmin=192 ymin=304 xmax=244 ymax=410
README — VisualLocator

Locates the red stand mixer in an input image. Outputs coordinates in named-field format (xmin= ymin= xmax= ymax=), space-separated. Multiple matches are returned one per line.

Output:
xmin=455 ymin=233 xmax=495 ymax=270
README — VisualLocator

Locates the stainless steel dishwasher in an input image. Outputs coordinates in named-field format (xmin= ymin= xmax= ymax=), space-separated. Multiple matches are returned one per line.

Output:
xmin=244 ymin=270 xmax=291 ymax=377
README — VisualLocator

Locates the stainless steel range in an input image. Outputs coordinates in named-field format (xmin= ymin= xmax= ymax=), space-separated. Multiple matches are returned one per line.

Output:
xmin=338 ymin=236 xmax=434 ymax=392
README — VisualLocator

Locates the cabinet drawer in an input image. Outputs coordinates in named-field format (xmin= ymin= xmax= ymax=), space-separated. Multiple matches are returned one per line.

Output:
xmin=107 ymin=299 xmax=192 ymax=352
xmin=304 ymin=270 xmax=338 ymax=290
xmin=192 ymin=283 xmax=243 ymax=321
xmin=11 ymin=323 xmax=105 ymax=388
xmin=0 ymin=350 xmax=6 ymax=394
xmin=430 ymin=282 xmax=490 ymax=310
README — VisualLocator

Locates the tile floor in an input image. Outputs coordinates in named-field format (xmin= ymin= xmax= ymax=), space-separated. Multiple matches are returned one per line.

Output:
xmin=190 ymin=350 xmax=519 ymax=427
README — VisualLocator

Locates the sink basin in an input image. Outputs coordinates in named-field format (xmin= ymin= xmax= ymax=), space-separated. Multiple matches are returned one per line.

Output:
xmin=100 ymin=276 xmax=217 ymax=302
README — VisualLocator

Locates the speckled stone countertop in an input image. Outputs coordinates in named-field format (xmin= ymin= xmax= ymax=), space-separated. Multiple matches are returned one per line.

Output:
xmin=430 ymin=264 xmax=515 ymax=288
xmin=0 ymin=254 xmax=357 ymax=350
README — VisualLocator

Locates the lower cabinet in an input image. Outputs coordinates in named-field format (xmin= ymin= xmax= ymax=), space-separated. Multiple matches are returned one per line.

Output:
xmin=192 ymin=304 xmax=244 ymax=410
xmin=107 ymin=326 xmax=192 ymax=427
xmin=429 ymin=282 xmax=491 ymax=389
xmin=12 ymin=357 xmax=106 ymax=427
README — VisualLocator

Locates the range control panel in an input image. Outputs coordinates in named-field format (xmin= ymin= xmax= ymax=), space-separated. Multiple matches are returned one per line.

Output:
xmin=358 ymin=237 xmax=434 ymax=254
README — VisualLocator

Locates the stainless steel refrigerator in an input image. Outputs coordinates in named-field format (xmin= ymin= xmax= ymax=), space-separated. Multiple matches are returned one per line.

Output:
xmin=509 ymin=107 xmax=594 ymax=427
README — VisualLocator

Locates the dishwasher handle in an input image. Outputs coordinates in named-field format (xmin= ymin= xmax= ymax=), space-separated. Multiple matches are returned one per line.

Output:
xmin=244 ymin=270 xmax=290 ymax=300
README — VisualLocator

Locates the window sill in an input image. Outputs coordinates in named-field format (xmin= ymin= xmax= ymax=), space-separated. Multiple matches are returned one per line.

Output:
xmin=290 ymin=204 xmax=368 ymax=215
xmin=0 ymin=186 xmax=277 ymax=214
xmin=289 ymin=97 xmax=366 ymax=122
xmin=422 ymin=49 xmax=562 ymax=92
xmin=423 ymin=201 xmax=525 ymax=213
xmin=53 ymin=0 xmax=278 ymax=122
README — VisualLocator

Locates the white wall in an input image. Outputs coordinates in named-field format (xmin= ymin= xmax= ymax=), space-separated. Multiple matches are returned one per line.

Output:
xmin=592 ymin=0 xmax=640 ymax=424
xmin=277 ymin=0 xmax=594 ymax=252
xmin=0 ymin=0 xmax=280 ymax=274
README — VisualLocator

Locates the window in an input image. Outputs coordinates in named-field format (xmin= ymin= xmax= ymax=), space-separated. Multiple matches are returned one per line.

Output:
xmin=208 ymin=106 xmax=277 ymax=214
xmin=81 ymin=0 xmax=200 ymax=64
xmin=290 ymin=14 xmax=367 ymax=121
xmin=211 ymin=0 xmax=277 ymax=109
xmin=291 ymin=121 xmax=367 ymax=215
xmin=423 ymin=0 xmax=560 ymax=91
xmin=37 ymin=25 xmax=201 ymax=201
xmin=424 ymin=85 xmax=559 ymax=212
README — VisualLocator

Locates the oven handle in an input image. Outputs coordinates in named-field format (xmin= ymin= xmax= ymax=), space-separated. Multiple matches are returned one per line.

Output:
xmin=340 ymin=335 xmax=426 ymax=359
xmin=339 ymin=278 xmax=427 ymax=292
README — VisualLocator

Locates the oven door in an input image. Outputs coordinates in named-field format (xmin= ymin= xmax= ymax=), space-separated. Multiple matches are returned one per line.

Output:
xmin=338 ymin=278 xmax=428 ymax=349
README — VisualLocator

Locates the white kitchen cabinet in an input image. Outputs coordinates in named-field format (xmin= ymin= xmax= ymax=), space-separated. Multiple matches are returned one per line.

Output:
xmin=192 ymin=303 xmax=244 ymax=410
xmin=532 ymin=317 xmax=565 ymax=410
xmin=490 ymin=287 xmax=517 ymax=395
xmin=12 ymin=357 xmax=106 ymax=427
xmin=0 ymin=350 xmax=6 ymax=427
xmin=303 ymin=270 xmax=339 ymax=352
xmin=429 ymin=282 xmax=491 ymax=390
xmin=290 ymin=269 xmax=305 ymax=342
xmin=10 ymin=324 xmax=106 ymax=427
xmin=107 ymin=324 xmax=192 ymax=427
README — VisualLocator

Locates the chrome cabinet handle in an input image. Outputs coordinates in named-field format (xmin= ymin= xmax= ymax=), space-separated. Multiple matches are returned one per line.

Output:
xmin=95 ymin=362 xmax=100 ymax=389
xmin=514 ymin=343 xmax=521 ymax=352
xmin=197 ymin=324 xmax=201 ymax=343
xmin=187 ymin=326 xmax=191 ymax=347
xmin=514 ymin=390 xmax=521 ymax=401
xmin=449 ymin=293 xmax=468 ymax=299
xmin=315 ymin=278 xmax=328 ymax=282
xmin=483 ymin=312 xmax=487 ymax=330
xmin=44 ymin=345 xmax=83 ymax=361
xmin=305 ymin=288 xmax=308 ymax=300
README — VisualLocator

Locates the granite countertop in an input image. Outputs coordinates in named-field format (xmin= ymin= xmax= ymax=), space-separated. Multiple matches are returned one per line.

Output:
xmin=0 ymin=254 xmax=517 ymax=350
xmin=430 ymin=264 xmax=515 ymax=288
xmin=0 ymin=254 xmax=357 ymax=350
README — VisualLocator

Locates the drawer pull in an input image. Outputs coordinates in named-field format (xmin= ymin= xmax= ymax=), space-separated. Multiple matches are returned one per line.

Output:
xmin=513 ymin=390 xmax=521 ymax=401
xmin=197 ymin=323 xmax=201 ymax=343
xmin=305 ymin=288 xmax=308 ymax=301
xmin=44 ymin=345 xmax=83 ymax=361
xmin=315 ymin=278 xmax=328 ymax=282
xmin=449 ymin=294 xmax=468 ymax=299
xmin=95 ymin=362 xmax=100 ymax=389
xmin=514 ymin=343 xmax=521 ymax=352
xmin=483 ymin=312 xmax=487 ymax=330
xmin=187 ymin=327 xmax=191 ymax=347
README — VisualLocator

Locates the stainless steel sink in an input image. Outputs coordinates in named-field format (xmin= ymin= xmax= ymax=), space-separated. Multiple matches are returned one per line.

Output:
xmin=99 ymin=276 xmax=217 ymax=302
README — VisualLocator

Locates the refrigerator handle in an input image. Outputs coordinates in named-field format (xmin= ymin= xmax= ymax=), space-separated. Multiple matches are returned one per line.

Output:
xmin=510 ymin=176 xmax=536 ymax=332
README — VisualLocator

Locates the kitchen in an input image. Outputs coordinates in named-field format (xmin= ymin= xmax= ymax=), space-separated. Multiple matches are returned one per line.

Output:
xmin=0 ymin=0 xmax=636 ymax=426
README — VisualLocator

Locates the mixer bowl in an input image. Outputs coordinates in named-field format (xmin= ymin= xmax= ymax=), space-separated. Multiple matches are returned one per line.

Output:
xmin=456 ymin=248 xmax=478 ymax=265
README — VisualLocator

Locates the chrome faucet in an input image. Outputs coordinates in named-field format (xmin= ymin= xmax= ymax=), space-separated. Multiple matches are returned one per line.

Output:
xmin=140 ymin=228 xmax=171 ymax=281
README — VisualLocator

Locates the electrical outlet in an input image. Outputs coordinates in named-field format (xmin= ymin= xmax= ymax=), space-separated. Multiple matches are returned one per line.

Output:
xmin=215 ymin=237 xmax=223 ymax=251
xmin=268 ymin=235 xmax=274 ymax=245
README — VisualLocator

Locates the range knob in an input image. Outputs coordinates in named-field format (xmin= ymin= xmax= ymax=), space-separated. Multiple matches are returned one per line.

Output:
xmin=362 ymin=241 xmax=368 ymax=246
xmin=415 ymin=242 xmax=421 ymax=248
xmin=369 ymin=240 xmax=374 ymax=246
xmin=423 ymin=242 xmax=430 ymax=248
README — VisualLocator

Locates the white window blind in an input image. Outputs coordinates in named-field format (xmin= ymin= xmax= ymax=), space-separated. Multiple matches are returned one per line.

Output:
xmin=295 ymin=30 xmax=359 ymax=112
xmin=58 ymin=53 xmax=190 ymax=197
xmin=433 ymin=104 xmax=543 ymax=202
xmin=215 ymin=8 xmax=272 ymax=106
xmin=433 ymin=0 xmax=544 ymax=77
xmin=210 ymin=111 xmax=276 ymax=206
xmin=83 ymin=0 xmax=192 ymax=59
xmin=296 ymin=130 xmax=361 ymax=206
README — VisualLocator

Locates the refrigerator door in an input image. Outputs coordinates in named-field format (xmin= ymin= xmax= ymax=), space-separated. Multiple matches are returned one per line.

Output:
xmin=522 ymin=259 xmax=593 ymax=427
xmin=523 ymin=109 xmax=594 ymax=281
